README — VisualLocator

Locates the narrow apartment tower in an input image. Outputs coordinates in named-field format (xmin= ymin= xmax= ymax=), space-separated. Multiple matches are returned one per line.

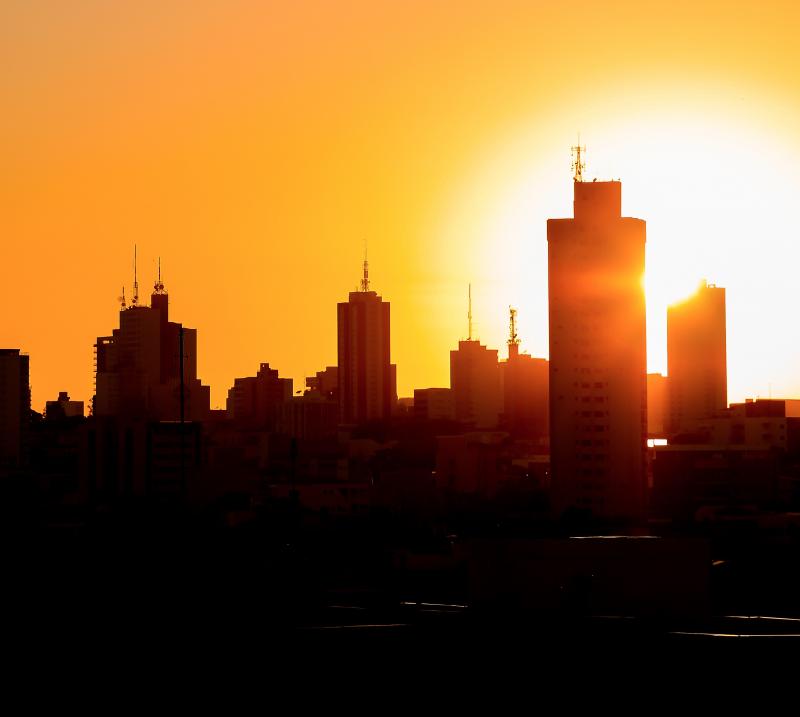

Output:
xmin=0 ymin=349 xmax=30 ymax=474
xmin=337 ymin=259 xmax=394 ymax=424
xmin=667 ymin=280 xmax=727 ymax=433
xmin=547 ymin=179 xmax=647 ymax=524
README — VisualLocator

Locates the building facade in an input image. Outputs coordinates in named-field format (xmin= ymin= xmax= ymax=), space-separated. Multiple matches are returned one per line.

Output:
xmin=226 ymin=362 xmax=292 ymax=428
xmin=547 ymin=179 xmax=647 ymax=523
xmin=93 ymin=275 xmax=210 ymax=422
xmin=667 ymin=280 xmax=727 ymax=434
xmin=450 ymin=340 xmax=503 ymax=429
xmin=337 ymin=280 xmax=395 ymax=425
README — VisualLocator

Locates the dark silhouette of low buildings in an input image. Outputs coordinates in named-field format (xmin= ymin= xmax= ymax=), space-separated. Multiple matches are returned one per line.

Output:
xmin=226 ymin=362 xmax=292 ymax=429
xmin=45 ymin=391 xmax=84 ymax=421
xmin=652 ymin=398 xmax=800 ymax=520
xmin=413 ymin=388 xmax=455 ymax=421
xmin=306 ymin=366 xmax=339 ymax=400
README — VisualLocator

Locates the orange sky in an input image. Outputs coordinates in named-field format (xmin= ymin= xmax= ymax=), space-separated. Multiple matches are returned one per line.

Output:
xmin=3 ymin=1 xmax=800 ymax=410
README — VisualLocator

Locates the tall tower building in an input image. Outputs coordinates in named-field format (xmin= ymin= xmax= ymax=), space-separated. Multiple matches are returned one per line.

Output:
xmin=667 ymin=280 xmax=727 ymax=433
xmin=0 ymin=349 xmax=30 ymax=474
xmin=94 ymin=257 xmax=210 ymax=421
xmin=547 ymin=167 xmax=647 ymax=523
xmin=337 ymin=256 xmax=395 ymax=424
xmin=449 ymin=288 xmax=503 ymax=429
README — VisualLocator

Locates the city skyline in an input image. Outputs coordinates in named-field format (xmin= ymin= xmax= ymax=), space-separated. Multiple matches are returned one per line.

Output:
xmin=0 ymin=230 xmax=751 ymax=413
xmin=5 ymin=2 xmax=800 ymax=411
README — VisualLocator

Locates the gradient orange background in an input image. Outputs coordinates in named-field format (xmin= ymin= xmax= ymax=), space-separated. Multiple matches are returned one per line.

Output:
xmin=3 ymin=1 xmax=800 ymax=410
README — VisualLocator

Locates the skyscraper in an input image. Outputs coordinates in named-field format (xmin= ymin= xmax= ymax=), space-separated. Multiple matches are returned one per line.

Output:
xmin=0 ymin=349 xmax=30 ymax=475
xmin=337 ymin=257 xmax=395 ymax=424
xmin=547 ymin=170 xmax=647 ymax=523
xmin=94 ymin=258 xmax=210 ymax=421
xmin=667 ymin=280 xmax=727 ymax=434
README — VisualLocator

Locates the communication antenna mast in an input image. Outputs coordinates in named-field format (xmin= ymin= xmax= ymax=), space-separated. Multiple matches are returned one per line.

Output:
xmin=360 ymin=241 xmax=370 ymax=292
xmin=154 ymin=256 xmax=165 ymax=294
xmin=509 ymin=307 xmax=519 ymax=345
xmin=571 ymin=138 xmax=586 ymax=182
xmin=508 ymin=306 xmax=520 ymax=359
xmin=118 ymin=286 xmax=127 ymax=310
xmin=467 ymin=284 xmax=473 ymax=341
xmin=132 ymin=245 xmax=139 ymax=306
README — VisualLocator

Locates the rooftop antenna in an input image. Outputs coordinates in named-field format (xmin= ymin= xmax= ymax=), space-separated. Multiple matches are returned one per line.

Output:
xmin=571 ymin=136 xmax=586 ymax=182
xmin=360 ymin=240 xmax=370 ymax=292
xmin=132 ymin=245 xmax=139 ymax=306
xmin=508 ymin=306 xmax=519 ymax=356
xmin=118 ymin=285 xmax=127 ymax=310
xmin=467 ymin=284 xmax=473 ymax=341
xmin=154 ymin=256 xmax=165 ymax=294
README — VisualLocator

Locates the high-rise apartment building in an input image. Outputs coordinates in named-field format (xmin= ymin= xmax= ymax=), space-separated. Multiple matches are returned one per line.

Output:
xmin=548 ymin=176 xmax=647 ymax=523
xmin=337 ymin=259 xmax=395 ymax=424
xmin=667 ymin=280 xmax=727 ymax=434
xmin=93 ymin=261 xmax=210 ymax=421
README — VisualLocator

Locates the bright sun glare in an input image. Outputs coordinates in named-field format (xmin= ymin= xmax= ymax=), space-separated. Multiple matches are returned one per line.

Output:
xmin=436 ymin=94 xmax=800 ymax=404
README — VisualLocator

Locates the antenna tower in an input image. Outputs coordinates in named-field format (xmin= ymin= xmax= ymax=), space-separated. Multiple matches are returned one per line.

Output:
xmin=360 ymin=241 xmax=370 ymax=292
xmin=467 ymin=284 xmax=473 ymax=341
xmin=571 ymin=139 xmax=586 ymax=182
xmin=509 ymin=307 xmax=519 ymax=346
xmin=119 ymin=286 xmax=127 ymax=310
xmin=154 ymin=256 xmax=166 ymax=294
xmin=508 ymin=306 xmax=520 ymax=358
xmin=132 ymin=245 xmax=139 ymax=306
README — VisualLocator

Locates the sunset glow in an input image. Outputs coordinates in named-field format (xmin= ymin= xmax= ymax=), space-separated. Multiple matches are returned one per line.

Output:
xmin=3 ymin=1 xmax=800 ymax=409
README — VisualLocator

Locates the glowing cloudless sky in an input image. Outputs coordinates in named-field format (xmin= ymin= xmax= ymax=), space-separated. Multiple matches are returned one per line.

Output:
xmin=2 ymin=1 xmax=800 ymax=410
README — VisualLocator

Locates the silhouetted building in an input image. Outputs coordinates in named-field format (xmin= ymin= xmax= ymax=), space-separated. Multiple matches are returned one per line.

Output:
xmin=670 ymin=397 xmax=800 ymax=453
xmin=93 ymin=265 xmax=210 ymax=421
xmin=0 ymin=349 xmax=30 ymax=473
xmin=277 ymin=392 xmax=339 ymax=442
xmin=45 ymin=391 xmax=84 ymax=421
xmin=651 ymin=446 xmax=781 ymax=522
xmin=413 ymin=388 xmax=455 ymax=421
xmin=502 ymin=333 xmax=549 ymax=439
xmin=668 ymin=280 xmax=727 ymax=434
xmin=226 ymin=362 xmax=292 ymax=428
xmin=84 ymin=418 xmax=201 ymax=502
xmin=337 ymin=261 xmax=395 ymax=424
xmin=547 ymin=177 xmax=647 ymax=523
xmin=647 ymin=373 xmax=669 ymax=437
xmin=306 ymin=366 xmax=339 ymax=400
xmin=450 ymin=340 xmax=502 ymax=429
xmin=652 ymin=398 xmax=800 ymax=519
xmin=435 ymin=432 xmax=509 ymax=495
